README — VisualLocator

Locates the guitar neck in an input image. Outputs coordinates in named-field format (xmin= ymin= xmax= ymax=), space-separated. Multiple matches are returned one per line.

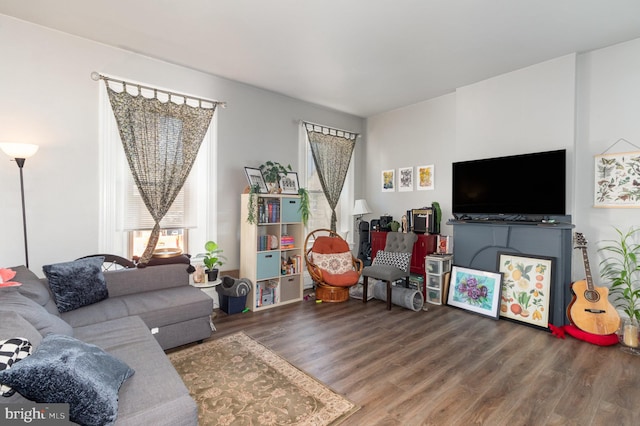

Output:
xmin=580 ymin=247 xmax=595 ymax=292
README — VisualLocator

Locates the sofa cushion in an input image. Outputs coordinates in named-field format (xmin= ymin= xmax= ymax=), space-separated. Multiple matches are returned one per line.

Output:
xmin=10 ymin=265 xmax=53 ymax=307
xmin=0 ymin=286 xmax=73 ymax=337
xmin=73 ymin=316 xmax=198 ymax=425
xmin=103 ymin=264 xmax=190 ymax=298
xmin=61 ymin=286 xmax=212 ymax=330
xmin=0 ymin=312 xmax=42 ymax=348
xmin=0 ymin=334 xmax=134 ymax=426
xmin=43 ymin=257 xmax=109 ymax=313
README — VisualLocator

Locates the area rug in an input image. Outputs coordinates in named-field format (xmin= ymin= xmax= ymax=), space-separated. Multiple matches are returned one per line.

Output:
xmin=168 ymin=332 xmax=359 ymax=425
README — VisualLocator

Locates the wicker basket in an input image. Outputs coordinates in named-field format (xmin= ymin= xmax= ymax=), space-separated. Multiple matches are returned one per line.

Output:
xmin=316 ymin=283 xmax=350 ymax=302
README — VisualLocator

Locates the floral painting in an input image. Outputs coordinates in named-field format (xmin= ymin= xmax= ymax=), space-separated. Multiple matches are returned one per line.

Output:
xmin=446 ymin=266 xmax=502 ymax=319
xmin=497 ymin=252 xmax=554 ymax=330
xmin=381 ymin=169 xmax=395 ymax=192
xmin=594 ymin=151 xmax=640 ymax=207
xmin=417 ymin=165 xmax=434 ymax=191
xmin=398 ymin=167 xmax=413 ymax=192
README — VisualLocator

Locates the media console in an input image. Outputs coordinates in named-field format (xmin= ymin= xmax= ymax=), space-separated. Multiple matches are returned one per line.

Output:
xmin=449 ymin=218 xmax=574 ymax=326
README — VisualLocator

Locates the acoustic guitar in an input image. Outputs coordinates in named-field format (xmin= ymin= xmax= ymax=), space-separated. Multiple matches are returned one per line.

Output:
xmin=567 ymin=232 xmax=620 ymax=335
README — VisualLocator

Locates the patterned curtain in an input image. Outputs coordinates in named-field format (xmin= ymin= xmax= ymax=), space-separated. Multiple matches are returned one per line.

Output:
xmin=106 ymin=82 xmax=216 ymax=264
xmin=304 ymin=123 xmax=358 ymax=232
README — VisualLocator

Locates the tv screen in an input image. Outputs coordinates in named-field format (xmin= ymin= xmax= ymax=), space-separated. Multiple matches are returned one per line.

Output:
xmin=452 ymin=149 xmax=566 ymax=217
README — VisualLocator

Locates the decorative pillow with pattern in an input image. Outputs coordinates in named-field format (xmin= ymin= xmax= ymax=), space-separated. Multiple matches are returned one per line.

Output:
xmin=312 ymin=252 xmax=353 ymax=275
xmin=372 ymin=250 xmax=412 ymax=273
xmin=0 ymin=337 xmax=32 ymax=396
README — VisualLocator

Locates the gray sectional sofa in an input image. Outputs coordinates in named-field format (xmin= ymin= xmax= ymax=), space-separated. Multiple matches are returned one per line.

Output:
xmin=1 ymin=261 xmax=213 ymax=425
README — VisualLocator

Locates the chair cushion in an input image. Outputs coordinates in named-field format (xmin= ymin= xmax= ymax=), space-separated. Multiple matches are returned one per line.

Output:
xmin=322 ymin=270 xmax=361 ymax=287
xmin=362 ymin=264 xmax=408 ymax=282
xmin=384 ymin=232 xmax=417 ymax=253
xmin=312 ymin=252 xmax=353 ymax=275
xmin=373 ymin=250 xmax=411 ymax=273
xmin=311 ymin=236 xmax=350 ymax=254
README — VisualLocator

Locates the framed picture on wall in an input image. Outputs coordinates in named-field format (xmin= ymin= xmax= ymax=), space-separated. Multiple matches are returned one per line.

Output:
xmin=497 ymin=252 xmax=554 ymax=330
xmin=382 ymin=169 xmax=395 ymax=192
xmin=594 ymin=151 xmax=640 ymax=207
xmin=398 ymin=167 xmax=413 ymax=192
xmin=446 ymin=266 xmax=502 ymax=319
xmin=417 ymin=165 xmax=434 ymax=190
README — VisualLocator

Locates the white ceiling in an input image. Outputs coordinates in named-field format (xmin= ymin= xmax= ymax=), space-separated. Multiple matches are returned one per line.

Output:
xmin=2 ymin=0 xmax=640 ymax=117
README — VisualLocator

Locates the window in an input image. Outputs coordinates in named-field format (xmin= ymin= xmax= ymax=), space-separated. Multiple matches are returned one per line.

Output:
xmin=98 ymin=79 xmax=216 ymax=259
xmin=298 ymin=126 xmax=354 ymax=244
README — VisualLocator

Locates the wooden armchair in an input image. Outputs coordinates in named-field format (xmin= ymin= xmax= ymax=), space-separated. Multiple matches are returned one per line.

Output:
xmin=304 ymin=229 xmax=363 ymax=302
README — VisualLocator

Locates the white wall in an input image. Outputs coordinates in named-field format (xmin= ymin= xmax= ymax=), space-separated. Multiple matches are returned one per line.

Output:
xmin=365 ymin=41 xmax=640 ymax=283
xmin=365 ymin=54 xmax=576 ymax=239
xmin=0 ymin=15 xmax=364 ymax=274
xmin=575 ymin=37 xmax=640 ymax=280
xmin=366 ymin=93 xmax=457 ymax=234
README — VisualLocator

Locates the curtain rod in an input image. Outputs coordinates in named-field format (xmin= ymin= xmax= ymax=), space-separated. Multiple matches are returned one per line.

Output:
xmin=91 ymin=72 xmax=226 ymax=109
xmin=301 ymin=120 xmax=360 ymax=139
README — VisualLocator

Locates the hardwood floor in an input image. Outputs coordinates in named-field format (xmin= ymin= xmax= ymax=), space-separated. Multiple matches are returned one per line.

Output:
xmin=196 ymin=297 xmax=640 ymax=425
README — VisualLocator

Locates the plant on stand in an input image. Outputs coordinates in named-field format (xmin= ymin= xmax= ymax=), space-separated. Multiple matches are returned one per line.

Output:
xmin=259 ymin=161 xmax=291 ymax=193
xmin=599 ymin=226 xmax=640 ymax=353
xmin=202 ymin=240 xmax=226 ymax=282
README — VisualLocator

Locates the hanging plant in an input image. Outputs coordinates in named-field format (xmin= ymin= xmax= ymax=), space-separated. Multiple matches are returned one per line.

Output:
xmin=246 ymin=184 xmax=261 ymax=225
xmin=298 ymin=187 xmax=310 ymax=226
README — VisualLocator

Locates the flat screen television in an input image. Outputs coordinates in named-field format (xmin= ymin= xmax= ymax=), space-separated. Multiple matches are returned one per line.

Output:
xmin=452 ymin=149 xmax=566 ymax=218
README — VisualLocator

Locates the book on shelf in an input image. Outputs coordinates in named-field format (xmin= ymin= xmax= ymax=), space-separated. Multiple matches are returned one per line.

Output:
xmin=280 ymin=234 xmax=295 ymax=249
xmin=257 ymin=198 xmax=280 ymax=223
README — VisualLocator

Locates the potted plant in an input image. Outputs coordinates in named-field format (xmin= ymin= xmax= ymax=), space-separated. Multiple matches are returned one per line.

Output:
xmin=259 ymin=161 xmax=291 ymax=193
xmin=599 ymin=226 xmax=640 ymax=351
xmin=201 ymin=240 xmax=226 ymax=281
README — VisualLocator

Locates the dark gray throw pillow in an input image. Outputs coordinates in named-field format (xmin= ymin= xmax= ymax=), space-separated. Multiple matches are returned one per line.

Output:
xmin=43 ymin=257 xmax=108 ymax=313
xmin=0 ymin=334 xmax=134 ymax=426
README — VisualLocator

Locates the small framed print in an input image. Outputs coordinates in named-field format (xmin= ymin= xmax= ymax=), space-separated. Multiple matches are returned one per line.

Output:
xmin=447 ymin=266 xmax=502 ymax=320
xmin=382 ymin=169 xmax=395 ymax=192
xmin=497 ymin=252 xmax=554 ymax=330
xmin=279 ymin=171 xmax=299 ymax=194
xmin=244 ymin=167 xmax=268 ymax=193
xmin=417 ymin=165 xmax=434 ymax=191
xmin=398 ymin=167 xmax=413 ymax=192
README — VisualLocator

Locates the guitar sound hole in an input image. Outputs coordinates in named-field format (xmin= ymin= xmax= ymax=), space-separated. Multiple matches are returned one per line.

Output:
xmin=584 ymin=290 xmax=600 ymax=303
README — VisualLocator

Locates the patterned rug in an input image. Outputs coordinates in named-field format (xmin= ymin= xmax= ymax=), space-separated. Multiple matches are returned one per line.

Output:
xmin=168 ymin=332 xmax=359 ymax=425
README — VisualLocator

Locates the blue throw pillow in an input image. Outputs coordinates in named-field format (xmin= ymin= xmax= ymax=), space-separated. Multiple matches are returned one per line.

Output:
xmin=43 ymin=257 xmax=108 ymax=313
xmin=0 ymin=334 xmax=134 ymax=426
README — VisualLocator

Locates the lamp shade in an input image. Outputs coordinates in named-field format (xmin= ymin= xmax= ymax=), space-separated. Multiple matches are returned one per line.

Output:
xmin=352 ymin=199 xmax=372 ymax=216
xmin=0 ymin=143 xmax=39 ymax=159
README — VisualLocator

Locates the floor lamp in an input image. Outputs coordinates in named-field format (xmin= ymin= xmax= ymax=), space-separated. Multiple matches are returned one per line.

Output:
xmin=1 ymin=143 xmax=39 ymax=268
